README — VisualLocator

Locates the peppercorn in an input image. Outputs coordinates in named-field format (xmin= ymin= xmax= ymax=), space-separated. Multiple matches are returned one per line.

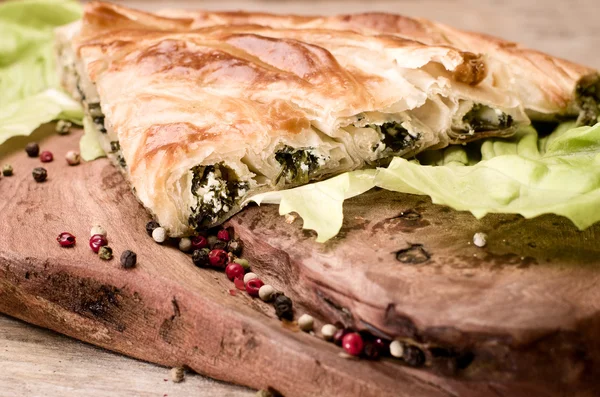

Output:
xmin=243 ymin=272 xmax=258 ymax=283
xmin=192 ymin=249 xmax=209 ymax=267
xmin=65 ymin=150 xmax=80 ymax=166
xmin=56 ymin=232 xmax=76 ymax=247
xmin=55 ymin=120 xmax=72 ymax=135
xmin=145 ymin=220 xmax=160 ymax=236
xmin=190 ymin=235 xmax=208 ymax=250
xmin=212 ymin=241 xmax=227 ymax=251
xmin=342 ymin=333 xmax=364 ymax=356
xmin=2 ymin=164 xmax=13 ymax=176
xmin=333 ymin=328 xmax=350 ymax=346
xmin=297 ymin=314 xmax=314 ymax=332
xmin=40 ymin=151 xmax=53 ymax=163
xmin=170 ymin=366 xmax=185 ymax=383
xmin=90 ymin=224 xmax=107 ymax=237
xmin=233 ymin=258 xmax=250 ymax=271
xmin=321 ymin=324 xmax=337 ymax=341
xmin=208 ymin=249 xmax=228 ymax=268
xmin=225 ymin=262 xmax=245 ymax=281
xmin=226 ymin=238 xmax=244 ymax=256
xmin=246 ymin=278 xmax=264 ymax=297
xmin=207 ymin=235 xmax=219 ymax=248
xmin=363 ymin=338 xmax=386 ymax=359
xmin=89 ymin=234 xmax=108 ymax=253
xmin=98 ymin=246 xmax=113 ymax=260
xmin=178 ymin=237 xmax=192 ymax=252
xmin=273 ymin=294 xmax=293 ymax=321
xmin=258 ymin=284 xmax=276 ymax=302
xmin=152 ymin=227 xmax=167 ymax=243
xmin=402 ymin=345 xmax=426 ymax=367
xmin=25 ymin=142 xmax=39 ymax=157
xmin=389 ymin=340 xmax=404 ymax=358
xmin=217 ymin=229 xmax=230 ymax=242
xmin=120 ymin=250 xmax=137 ymax=269
xmin=32 ymin=167 xmax=47 ymax=182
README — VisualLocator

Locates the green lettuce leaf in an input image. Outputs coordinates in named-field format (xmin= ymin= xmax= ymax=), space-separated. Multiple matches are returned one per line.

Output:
xmin=0 ymin=0 xmax=82 ymax=146
xmin=246 ymin=170 xmax=377 ymax=242
xmin=376 ymin=123 xmax=600 ymax=229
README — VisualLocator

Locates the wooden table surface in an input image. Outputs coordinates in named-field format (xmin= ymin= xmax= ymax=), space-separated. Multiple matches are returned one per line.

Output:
xmin=2 ymin=0 xmax=599 ymax=396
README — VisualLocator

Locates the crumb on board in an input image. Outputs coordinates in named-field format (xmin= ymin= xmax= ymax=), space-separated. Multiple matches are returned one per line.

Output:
xmin=285 ymin=213 xmax=297 ymax=224
xmin=170 ymin=366 xmax=185 ymax=383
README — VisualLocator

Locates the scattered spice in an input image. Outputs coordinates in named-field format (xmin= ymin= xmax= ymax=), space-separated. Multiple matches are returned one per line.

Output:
xmin=233 ymin=257 xmax=250 ymax=271
xmin=56 ymin=232 xmax=76 ymax=247
xmin=258 ymin=284 xmax=276 ymax=302
xmin=243 ymin=272 xmax=258 ymax=283
xmin=246 ymin=278 xmax=264 ymax=297
xmin=145 ymin=221 xmax=160 ymax=236
xmin=2 ymin=164 xmax=13 ymax=176
xmin=226 ymin=238 xmax=244 ymax=256
xmin=389 ymin=340 xmax=404 ymax=358
xmin=217 ymin=229 xmax=230 ymax=242
xmin=192 ymin=249 xmax=210 ymax=267
xmin=229 ymin=289 xmax=237 ymax=296
xmin=342 ymin=333 xmax=364 ymax=356
xmin=170 ymin=366 xmax=185 ymax=383
xmin=473 ymin=232 xmax=487 ymax=247
xmin=234 ymin=277 xmax=246 ymax=290
xmin=321 ymin=324 xmax=337 ymax=341
xmin=333 ymin=328 xmax=350 ymax=346
xmin=25 ymin=142 xmax=39 ymax=157
xmin=98 ymin=246 xmax=113 ymax=260
xmin=40 ymin=151 xmax=53 ymax=163
xmin=90 ymin=224 xmax=107 ymax=237
xmin=273 ymin=294 xmax=294 ymax=321
xmin=297 ymin=314 xmax=314 ymax=332
xmin=207 ymin=235 xmax=219 ymax=248
xmin=178 ymin=237 xmax=192 ymax=252
xmin=191 ymin=235 xmax=208 ymax=250
xmin=55 ymin=120 xmax=72 ymax=135
xmin=65 ymin=150 xmax=80 ymax=166
xmin=120 ymin=250 xmax=137 ymax=269
xmin=208 ymin=249 xmax=228 ymax=267
xmin=363 ymin=338 xmax=386 ymax=359
xmin=32 ymin=167 xmax=47 ymax=182
xmin=402 ymin=345 xmax=426 ymax=367
xmin=225 ymin=262 xmax=245 ymax=281
xmin=212 ymin=241 xmax=227 ymax=250
xmin=89 ymin=234 xmax=108 ymax=253
xmin=152 ymin=227 xmax=167 ymax=243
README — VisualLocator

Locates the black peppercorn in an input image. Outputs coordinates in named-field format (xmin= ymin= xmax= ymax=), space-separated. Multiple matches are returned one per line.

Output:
xmin=32 ymin=167 xmax=47 ymax=182
xmin=226 ymin=238 xmax=244 ymax=256
xmin=120 ymin=250 xmax=137 ymax=269
xmin=192 ymin=249 xmax=209 ymax=267
xmin=273 ymin=294 xmax=294 ymax=321
xmin=332 ymin=328 xmax=350 ymax=346
xmin=98 ymin=246 xmax=113 ymax=260
xmin=212 ymin=241 xmax=227 ymax=251
xmin=145 ymin=220 xmax=160 ymax=236
xmin=25 ymin=142 xmax=40 ymax=157
xmin=403 ymin=345 xmax=426 ymax=367
xmin=2 ymin=164 xmax=13 ymax=176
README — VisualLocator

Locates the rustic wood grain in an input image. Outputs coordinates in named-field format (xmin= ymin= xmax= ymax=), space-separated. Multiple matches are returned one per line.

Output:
xmin=1 ymin=0 xmax=600 ymax=396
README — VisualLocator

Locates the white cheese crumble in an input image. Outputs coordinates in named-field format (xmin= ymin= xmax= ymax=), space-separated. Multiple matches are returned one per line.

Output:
xmin=473 ymin=232 xmax=488 ymax=248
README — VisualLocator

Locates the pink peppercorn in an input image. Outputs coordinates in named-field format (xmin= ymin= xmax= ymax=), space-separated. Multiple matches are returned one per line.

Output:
xmin=342 ymin=333 xmax=364 ymax=356
xmin=89 ymin=234 xmax=108 ymax=253
xmin=225 ymin=262 xmax=245 ymax=281
xmin=191 ymin=235 xmax=208 ymax=250
xmin=217 ymin=229 xmax=230 ymax=242
xmin=57 ymin=232 xmax=76 ymax=247
xmin=246 ymin=278 xmax=264 ymax=297
xmin=40 ymin=151 xmax=53 ymax=163
xmin=208 ymin=249 xmax=228 ymax=268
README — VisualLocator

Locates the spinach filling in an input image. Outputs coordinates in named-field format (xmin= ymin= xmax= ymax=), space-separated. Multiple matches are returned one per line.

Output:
xmin=87 ymin=102 xmax=107 ymax=133
xmin=366 ymin=122 xmax=421 ymax=153
xmin=109 ymin=141 xmax=126 ymax=168
xmin=188 ymin=164 xmax=249 ymax=229
xmin=575 ymin=74 xmax=600 ymax=126
xmin=275 ymin=146 xmax=321 ymax=184
xmin=461 ymin=104 xmax=513 ymax=133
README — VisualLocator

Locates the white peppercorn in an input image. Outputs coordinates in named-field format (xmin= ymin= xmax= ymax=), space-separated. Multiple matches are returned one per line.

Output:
xmin=170 ymin=366 xmax=184 ymax=383
xmin=90 ymin=224 xmax=107 ymax=237
xmin=258 ymin=284 xmax=276 ymax=302
xmin=179 ymin=237 xmax=192 ymax=252
xmin=243 ymin=272 xmax=258 ymax=284
xmin=65 ymin=150 xmax=80 ymax=166
xmin=473 ymin=232 xmax=487 ymax=248
xmin=152 ymin=227 xmax=167 ymax=243
xmin=390 ymin=340 xmax=404 ymax=358
xmin=321 ymin=324 xmax=337 ymax=341
xmin=298 ymin=314 xmax=314 ymax=332
xmin=56 ymin=120 xmax=72 ymax=135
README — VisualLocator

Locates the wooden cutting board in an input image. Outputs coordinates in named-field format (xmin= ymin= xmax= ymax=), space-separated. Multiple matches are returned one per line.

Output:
xmin=1 ymin=127 xmax=599 ymax=397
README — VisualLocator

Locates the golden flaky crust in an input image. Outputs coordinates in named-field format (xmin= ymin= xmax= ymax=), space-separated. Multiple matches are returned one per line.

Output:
xmin=158 ymin=8 xmax=599 ymax=119
xmin=63 ymin=2 xmax=596 ymax=235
